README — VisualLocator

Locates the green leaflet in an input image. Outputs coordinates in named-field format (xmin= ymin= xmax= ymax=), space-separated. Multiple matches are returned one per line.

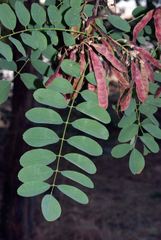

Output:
xmin=18 ymin=165 xmax=53 ymax=182
xmin=146 ymin=95 xmax=161 ymax=107
xmin=31 ymin=59 xmax=50 ymax=75
xmin=111 ymin=144 xmax=132 ymax=158
xmin=15 ymin=1 xmax=30 ymax=27
xmin=140 ymin=133 xmax=159 ymax=153
xmin=17 ymin=181 xmax=50 ymax=197
xmin=0 ymin=41 xmax=13 ymax=62
xmin=76 ymin=102 xmax=111 ymax=124
xmin=139 ymin=103 xmax=158 ymax=116
xmin=67 ymin=135 xmax=102 ymax=156
xmin=85 ymin=72 xmax=96 ymax=85
xmin=47 ymin=77 xmax=74 ymax=94
xmin=108 ymin=15 xmax=131 ymax=32
xmin=64 ymin=7 xmax=81 ymax=27
xmin=9 ymin=37 xmax=26 ymax=57
xmin=0 ymin=59 xmax=17 ymax=71
xmin=20 ymin=149 xmax=56 ymax=167
xmin=72 ymin=118 xmax=109 ymax=140
xmin=154 ymin=71 xmax=161 ymax=82
xmin=20 ymin=73 xmax=38 ymax=90
xmin=31 ymin=3 xmax=46 ymax=26
xmin=125 ymin=98 xmax=136 ymax=116
xmin=26 ymin=107 xmax=63 ymax=125
xmin=42 ymin=45 xmax=57 ymax=60
xmin=64 ymin=153 xmax=96 ymax=174
xmin=118 ymin=112 xmax=136 ymax=128
xmin=61 ymin=59 xmax=80 ymax=78
xmin=63 ymin=32 xmax=75 ymax=46
xmin=47 ymin=5 xmax=62 ymax=27
xmin=23 ymin=127 xmax=59 ymax=147
xmin=21 ymin=31 xmax=47 ymax=51
xmin=41 ymin=195 xmax=62 ymax=222
xmin=80 ymin=90 xmax=98 ymax=103
xmin=0 ymin=3 xmax=16 ymax=30
xmin=33 ymin=88 xmax=68 ymax=109
xmin=61 ymin=170 xmax=94 ymax=189
xmin=70 ymin=0 xmax=83 ymax=8
xmin=129 ymin=149 xmax=145 ymax=175
xmin=0 ymin=80 xmax=11 ymax=104
xmin=118 ymin=124 xmax=138 ymax=143
xmin=57 ymin=184 xmax=89 ymax=204
xmin=32 ymin=31 xmax=47 ymax=51
xmin=141 ymin=116 xmax=159 ymax=127
xmin=47 ymin=31 xmax=58 ymax=46
xmin=142 ymin=123 xmax=161 ymax=139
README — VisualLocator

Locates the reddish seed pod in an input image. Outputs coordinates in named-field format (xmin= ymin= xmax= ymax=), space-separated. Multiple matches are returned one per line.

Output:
xmin=89 ymin=47 xmax=108 ymax=109
xmin=154 ymin=7 xmax=161 ymax=43
xmin=131 ymin=61 xmax=148 ymax=102
xmin=144 ymin=61 xmax=154 ymax=82
xmin=111 ymin=67 xmax=130 ymax=89
xmin=135 ymin=46 xmax=161 ymax=69
xmin=132 ymin=9 xmax=154 ymax=44
xmin=140 ymin=61 xmax=149 ymax=97
xmin=119 ymin=88 xmax=132 ymax=112
xmin=88 ymin=83 xmax=96 ymax=92
xmin=91 ymin=43 xmax=127 ymax=73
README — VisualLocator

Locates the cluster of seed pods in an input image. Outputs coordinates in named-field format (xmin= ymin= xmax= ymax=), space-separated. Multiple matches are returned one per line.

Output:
xmin=45 ymin=7 xmax=161 ymax=111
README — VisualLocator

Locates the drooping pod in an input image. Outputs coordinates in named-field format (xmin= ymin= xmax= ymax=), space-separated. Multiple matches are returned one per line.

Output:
xmin=89 ymin=47 xmax=108 ymax=109
xmin=154 ymin=7 xmax=161 ymax=43
xmin=131 ymin=60 xmax=148 ymax=102
xmin=132 ymin=9 xmax=154 ymax=44
xmin=134 ymin=46 xmax=161 ymax=69
xmin=119 ymin=88 xmax=132 ymax=112
xmin=111 ymin=67 xmax=130 ymax=89
xmin=91 ymin=43 xmax=127 ymax=73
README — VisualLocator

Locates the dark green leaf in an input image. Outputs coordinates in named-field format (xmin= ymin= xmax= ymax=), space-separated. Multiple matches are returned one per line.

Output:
xmin=85 ymin=72 xmax=96 ymax=85
xmin=47 ymin=5 xmax=62 ymax=26
xmin=47 ymin=31 xmax=58 ymax=46
xmin=17 ymin=181 xmax=50 ymax=197
xmin=108 ymin=15 xmax=131 ymax=32
xmin=142 ymin=123 xmax=161 ymax=139
xmin=0 ymin=80 xmax=11 ymax=104
xmin=32 ymin=31 xmax=47 ymax=51
xmin=154 ymin=71 xmax=161 ymax=83
xmin=20 ymin=149 xmax=56 ymax=167
xmin=64 ymin=7 xmax=81 ymax=27
xmin=76 ymin=102 xmax=111 ymax=124
xmin=80 ymin=90 xmax=98 ymax=103
xmin=20 ymin=73 xmax=37 ymax=90
xmin=111 ymin=144 xmax=132 ymax=158
xmin=72 ymin=118 xmax=109 ymax=140
xmin=61 ymin=170 xmax=94 ymax=188
xmin=23 ymin=127 xmax=59 ymax=147
xmin=129 ymin=149 xmax=145 ymax=175
xmin=41 ymin=195 xmax=61 ymax=222
xmin=63 ymin=32 xmax=75 ymax=46
xmin=26 ymin=107 xmax=63 ymax=125
xmin=18 ymin=165 xmax=53 ymax=182
xmin=67 ymin=135 xmax=102 ymax=156
xmin=47 ymin=77 xmax=73 ymax=94
xmin=118 ymin=124 xmax=138 ymax=143
xmin=31 ymin=3 xmax=46 ymax=26
xmin=64 ymin=153 xmax=96 ymax=174
xmin=0 ymin=3 xmax=16 ymax=30
xmin=15 ymin=1 xmax=30 ymax=27
xmin=0 ymin=41 xmax=13 ymax=61
xmin=118 ymin=112 xmax=136 ymax=128
xmin=21 ymin=33 xmax=37 ymax=49
xmin=61 ymin=59 xmax=80 ymax=78
xmin=140 ymin=133 xmax=159 ymax=153
xmin=57 ymin=184 xmax=89 ymax=204
xmin=33 ymin=88 xmax=68 ymax=109
xmin=9 ymin=37 xmax=26 ymax=57
xmin=125 ymin=98 xmax=136 ymax=116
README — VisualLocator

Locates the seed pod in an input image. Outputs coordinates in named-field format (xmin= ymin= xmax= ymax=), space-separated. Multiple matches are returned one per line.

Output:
xmin=119 ymin=88 xmax=132 ymax=112
xmin=73 ymin=48 xmax=86 ymax=99
xmin=132 ymin=10 xmax=154 ymax=44
xmin=154 ymin=7 xmax=161 ymax=43
xmin=131 ymin=61 xmax=148 ymax=102
xmin=140 ymin=60 xmax=149 ymax=97
xmin=89 ymin=47 xmax=108 ymax=109
xmin=91 ymin=43 xmax=127 ymax=73
xmin=111 ymin=67 xmax=130 ymax=89
xmin=135 ymin=46 xmax=161 ymax=69
xmin=144 ymin=61 xmax=154 ymax=82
